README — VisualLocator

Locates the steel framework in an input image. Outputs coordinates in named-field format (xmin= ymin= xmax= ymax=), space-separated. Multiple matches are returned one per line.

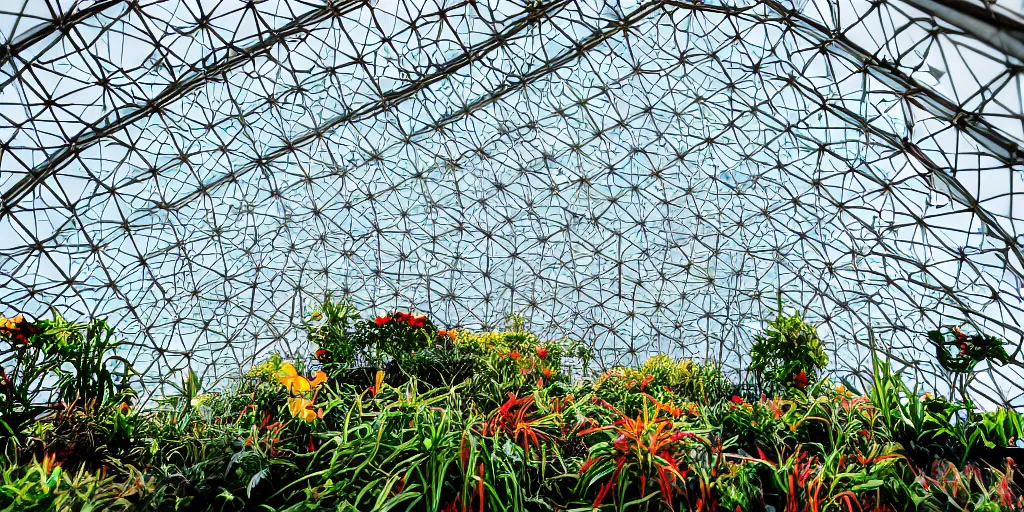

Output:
xmin=1 ymin=0 xmax=1023 ymax=404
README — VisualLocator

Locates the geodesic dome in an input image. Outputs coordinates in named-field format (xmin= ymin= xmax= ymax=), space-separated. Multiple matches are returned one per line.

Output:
xmin=1 ymin=0 xmax=1023 ymax=404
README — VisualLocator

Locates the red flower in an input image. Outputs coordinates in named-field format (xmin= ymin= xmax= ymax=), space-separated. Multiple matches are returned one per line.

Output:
xmin=535 ymin=347 xmax=548 ymax=359
xmin=793 ymin=369 xmax=809 ymax=389
xmin=315 ymin=348 xmax=330 ymax=361
xmin=507 ymin=351 xmax=521 ymax=360
xmin=542 ymin=368 xmax=552 ymax=379
xmin=392 ymin=312 xmax=411 ymax=322
xmin=408 ymin=315 xmax=426 ymax=328
xmin=731 ymin=395 xmax=744 ymax=405
xmin=375 ymin=316 xmax=391 ymax=326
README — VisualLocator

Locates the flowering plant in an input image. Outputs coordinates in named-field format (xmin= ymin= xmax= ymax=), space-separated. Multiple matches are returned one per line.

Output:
xmin=305 ymin=296 xmax=441 ymax=370
xmin=451 ymin=328 xmax=565 ymax=388
xmin=345 ymin=310 xmax=436 ymax=367
xmin=927 ymin=326 xmax=1011 ymax=373
xmin=0 ymin=314 xmax=42 ymax=346
xmin=3 ymin=304 xmax=1024 ymax=512
xmin=0 ymin=311 xmax=134 ymax=454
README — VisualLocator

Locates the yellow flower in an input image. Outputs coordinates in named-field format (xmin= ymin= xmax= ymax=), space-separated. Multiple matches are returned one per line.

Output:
xmin=0 ymin=315 xmax=18 ymax=330
xmin=310 ymin=311 xmax=323 ymax=321
xmin=287 ymin=397 xmax=321 ymax=422
xmin=277 ymin=363 xmax=328 ymax=394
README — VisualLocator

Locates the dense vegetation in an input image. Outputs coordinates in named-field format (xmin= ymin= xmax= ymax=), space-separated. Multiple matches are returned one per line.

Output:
xmin=0 ymin=300 xmax=1022 ymax=511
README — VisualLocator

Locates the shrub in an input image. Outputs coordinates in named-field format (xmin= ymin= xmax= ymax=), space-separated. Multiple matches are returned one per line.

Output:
xmin=305 ymin=294 xmax=360 ymax=368
xmin=0 ymin=313 xmax=132 ymax=444
xmin=349 ymin=311 xmax=437 ymax=367
xmin=306 ymin=295 xmax=441 ymax=371
xmin=451 ymin=327 xmax=569 ymax=403
xmin=748 ymin=303 xmax=827 ymax=394
xmin=593 ymin=356 xmax=731 ymax=415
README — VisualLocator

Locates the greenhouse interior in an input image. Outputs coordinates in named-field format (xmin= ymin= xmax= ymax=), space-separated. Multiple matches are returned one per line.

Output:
xmin=2 ymin=0 xmax=1024 ymax=509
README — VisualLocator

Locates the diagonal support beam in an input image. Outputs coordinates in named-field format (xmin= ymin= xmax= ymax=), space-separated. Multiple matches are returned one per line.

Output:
xmin=151 ymin=0 xmax=602 ymax=212
xmin=166 ymin=0 xmax=1022 ymax=218
xmin=0 ymin=0 xmax=124 ymax=68
xmin=126 ymin=0 xmax=680 ymax=254
xmin=896 ymin=0 xmax=1024 ymax=63
xmin=149 ymin=0 xmax=760 ymax=215
xmin=742 ymin=0 xmax=1024 ymax=278
xmin=784 ymin=71 xmax=1024 ymax=288
xmin=0 ymin=0 xmax=367 ymax=219
xmin=751 ymin=0 xmax=1024 ymax=164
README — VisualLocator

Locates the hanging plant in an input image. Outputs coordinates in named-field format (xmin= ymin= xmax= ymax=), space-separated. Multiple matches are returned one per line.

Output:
xmin=927 ymin=326 xmax=1012 ymax=373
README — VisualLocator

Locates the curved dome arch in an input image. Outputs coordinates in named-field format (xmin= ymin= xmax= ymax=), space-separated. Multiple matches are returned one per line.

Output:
xmin=0 ymin=0 xmax=1022 ymax=404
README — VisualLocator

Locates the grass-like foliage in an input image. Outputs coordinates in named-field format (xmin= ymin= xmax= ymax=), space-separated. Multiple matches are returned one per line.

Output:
xmin=0 ymin=300 xmax=1022 ymax=511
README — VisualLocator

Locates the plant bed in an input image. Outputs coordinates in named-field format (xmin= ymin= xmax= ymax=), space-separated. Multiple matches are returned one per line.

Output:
xmin=1 ymin=301 xmax=1022 ymax=511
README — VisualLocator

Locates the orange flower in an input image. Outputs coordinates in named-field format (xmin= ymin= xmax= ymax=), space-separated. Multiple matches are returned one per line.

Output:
xmin=287 ymin=397 xmax=321 ymax=422
xmin=368 ymin=370 xmax=385 ymax=396
xmin=277 ymin=363 xmax=327 ymax=394
xmin=0 ymin=314 xmax=37 ymax=344
xmin=0 ymin=314 xmax=20 ymax=330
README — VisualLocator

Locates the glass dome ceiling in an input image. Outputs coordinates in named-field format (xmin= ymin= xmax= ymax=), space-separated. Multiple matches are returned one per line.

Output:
xmin=1 ymin=0 xmax=1023 ymax=404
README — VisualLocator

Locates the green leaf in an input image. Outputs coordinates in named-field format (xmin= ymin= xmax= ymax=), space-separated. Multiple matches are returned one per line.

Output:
xmin=851 ymin=480 xmax=884 ymax=491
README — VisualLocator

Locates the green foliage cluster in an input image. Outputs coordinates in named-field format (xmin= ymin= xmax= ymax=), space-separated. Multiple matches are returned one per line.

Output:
xmin=747 ymin=304 xmax=828 ymax=393
xmin=0 ymin=304 xmax=1021 ymax=512
xmin=0 ymin=312 xmax=132 ymax=442
xmin=304 ymin=295 xmax=360 ymax=368
xmin=593 ymin=355 xmax=732 ymax=415
xmin=306 ymin=297 xmax=441 ymax=371
xmin=928 ymin=326 xmax=1012 ymax=373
